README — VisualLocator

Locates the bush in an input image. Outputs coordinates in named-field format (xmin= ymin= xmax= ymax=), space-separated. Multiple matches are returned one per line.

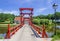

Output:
xmin=40 ymin=19 xmax=49 ymax=25
xmin=0 ymin=21 xmax=10 ymax=24
xmin=52 ymin=35 xmax=60 ymax=41
xmin=32 ymin=19 xmax=40 ymax=25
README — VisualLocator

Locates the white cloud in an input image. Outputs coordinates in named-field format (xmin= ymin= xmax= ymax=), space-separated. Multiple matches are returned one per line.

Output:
xmin=47 ymin=0 xmax=53 ymax=8
xmin=0 ymin=9 xmax=19 ymax=16
xmin=47 ymin=0 xmax=53 ymax=6
xmin=35 ymin=8 xmax=47 ymax=13
xmin=48 ymin=0 xmax=52 ymax=3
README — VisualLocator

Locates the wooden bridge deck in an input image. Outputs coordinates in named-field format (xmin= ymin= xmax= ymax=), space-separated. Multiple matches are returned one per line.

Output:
xmin=0 ymin=24 xmax=52 ymax=41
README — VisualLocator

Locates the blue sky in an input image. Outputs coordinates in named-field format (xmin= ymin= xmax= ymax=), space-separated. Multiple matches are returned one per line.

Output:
xmin=0 ymin=0 xmax=60 ymax=16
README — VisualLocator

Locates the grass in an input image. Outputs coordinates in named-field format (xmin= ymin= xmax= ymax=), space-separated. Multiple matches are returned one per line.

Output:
xmin=52 ymin=33 xmax=60 ymax=41
xmin=51 ymin=23 xmax=60 ymax=41
xmin=0 ymin=21 xmax=10 ymax=24
xmin=52 ymin=29 xmax=60 ymax=41
xmin=0 ymin=24 xmax=17 ymax=34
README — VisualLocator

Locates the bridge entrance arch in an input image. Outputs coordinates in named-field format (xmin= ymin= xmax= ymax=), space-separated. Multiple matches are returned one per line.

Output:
xmin=19 ymin=8 xmax=33 ymax=24
xmin=5 ymin=8 xmax=48 ymax=39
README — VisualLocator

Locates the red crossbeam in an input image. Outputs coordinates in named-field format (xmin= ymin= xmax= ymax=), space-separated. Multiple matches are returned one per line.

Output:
xmin=20 ymin=8 xmax=33 ymax=11
xmin=42 ymin=25 xmax=48 ymax=38
xmin=5 ymin=24 xmax=24 ymax=39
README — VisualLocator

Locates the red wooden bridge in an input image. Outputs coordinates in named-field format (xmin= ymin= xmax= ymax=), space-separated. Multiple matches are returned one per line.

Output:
xmin=0 ymin=8 xmax=52 ymax=41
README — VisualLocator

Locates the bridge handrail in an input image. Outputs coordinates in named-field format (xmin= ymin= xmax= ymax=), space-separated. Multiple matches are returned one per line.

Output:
xmin=29 ymin=22 xmax=48 ymax=38
xmin=29 ymin=23 xmax=41 ymax=34
xmin=5 ymin=24 xmax=24 ymax=39
xmin=10 ymin=24 xmax=21 ymax=31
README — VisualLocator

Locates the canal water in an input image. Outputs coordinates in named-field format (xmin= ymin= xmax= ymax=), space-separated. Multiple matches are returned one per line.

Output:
xmin=0 ymin=33 xmax=6 ymax=39
xmin=46 ymin=32 xmax=54 ymax=38
xmin=56 ymin=26 xmax=60 ymax=29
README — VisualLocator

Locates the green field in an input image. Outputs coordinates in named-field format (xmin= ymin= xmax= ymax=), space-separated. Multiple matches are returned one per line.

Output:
xmin=0 ymin=24 xmax=17 ymax=34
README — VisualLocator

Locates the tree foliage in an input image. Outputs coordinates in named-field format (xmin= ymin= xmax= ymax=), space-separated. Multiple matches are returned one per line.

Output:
xmin=33 ymin=12 xmax=60 ymax=19
xmin=55 ymin=12 xmax=60 ymax=19
xmin=0 ymin=13 xmax=15 ymax=23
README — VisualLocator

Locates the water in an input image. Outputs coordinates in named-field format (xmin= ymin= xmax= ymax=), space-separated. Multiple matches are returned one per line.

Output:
xmin=46 ymin=26 xmax=60 ymax=38
xmin=0 ymin=33 xmax=6 ymax=39
xmin=46 ymin=32 xmax=54 ymax=38
xmin=56 ymin=26 xmax=60 ymax=29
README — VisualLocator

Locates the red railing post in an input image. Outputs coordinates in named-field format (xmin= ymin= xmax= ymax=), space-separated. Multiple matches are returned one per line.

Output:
xmin=37 ymin=27 xmax=41 ymax=34
xmin=6 ymin=24 xmax=10 ymax=39
xmin=42 ymin=24 xmax=48 ymax=38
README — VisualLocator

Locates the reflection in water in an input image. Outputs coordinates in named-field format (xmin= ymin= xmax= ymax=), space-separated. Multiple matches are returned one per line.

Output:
xmin=56 ymin=26 xmax=60 ymax=29
xmin=46 ymin=32 xmax=54 ymax=38
xmin=0 ymin=33 xmax=6 ymax=39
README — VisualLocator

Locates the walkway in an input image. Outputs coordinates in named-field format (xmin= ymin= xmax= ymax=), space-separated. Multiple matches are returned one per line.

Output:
xmin=0 ymin=24 xmax=52 ymax=41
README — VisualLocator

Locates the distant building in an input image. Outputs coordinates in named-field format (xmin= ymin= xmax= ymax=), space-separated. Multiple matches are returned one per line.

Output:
xmin=14 ymin=16 xmax=20 ymax=24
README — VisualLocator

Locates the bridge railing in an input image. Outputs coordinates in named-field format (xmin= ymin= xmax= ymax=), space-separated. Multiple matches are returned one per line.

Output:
xmin=29 ymin=21 xmax=48 ymax=38
xmin=5 ymin=23 xmax=24 ymax=39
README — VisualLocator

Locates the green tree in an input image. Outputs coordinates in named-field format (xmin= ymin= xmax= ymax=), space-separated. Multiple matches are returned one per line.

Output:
xmin=47 ymin=14 xmax=53 ymax=19
xmin=55 ymin=12 xmax=60 ymax=19
xmin=0 ymin=13 xmax=15 ymax=23
xmin=0 ymin=13 xmax=6 ymax=22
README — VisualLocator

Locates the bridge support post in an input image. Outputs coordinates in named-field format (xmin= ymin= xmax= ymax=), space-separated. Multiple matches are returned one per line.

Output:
xmin=20 ymin=14 xmax=23 ymax=24
xmin=42 ymin=24 xmax=48 ymax=38
xmin=30 ymin=15 xmax=32 ymax=23
xmin=5 ymin=24 xmax=10 ymax=39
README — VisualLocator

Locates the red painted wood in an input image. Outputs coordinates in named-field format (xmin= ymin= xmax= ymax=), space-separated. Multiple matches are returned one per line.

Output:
xmin=19 ymin=8 xmax=33 ymax=11
xmin=20 ymin=8 xmax=33 ymax=24
xmin=5 ymin=24 xmax=24 ymax=39
xmin=5 ymin=24 xmax=10 ymax=39
xmin=29 ymin=22 xmax=48 ymax=38
xmin=42 ymin=25 xmax=48 ymax=38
